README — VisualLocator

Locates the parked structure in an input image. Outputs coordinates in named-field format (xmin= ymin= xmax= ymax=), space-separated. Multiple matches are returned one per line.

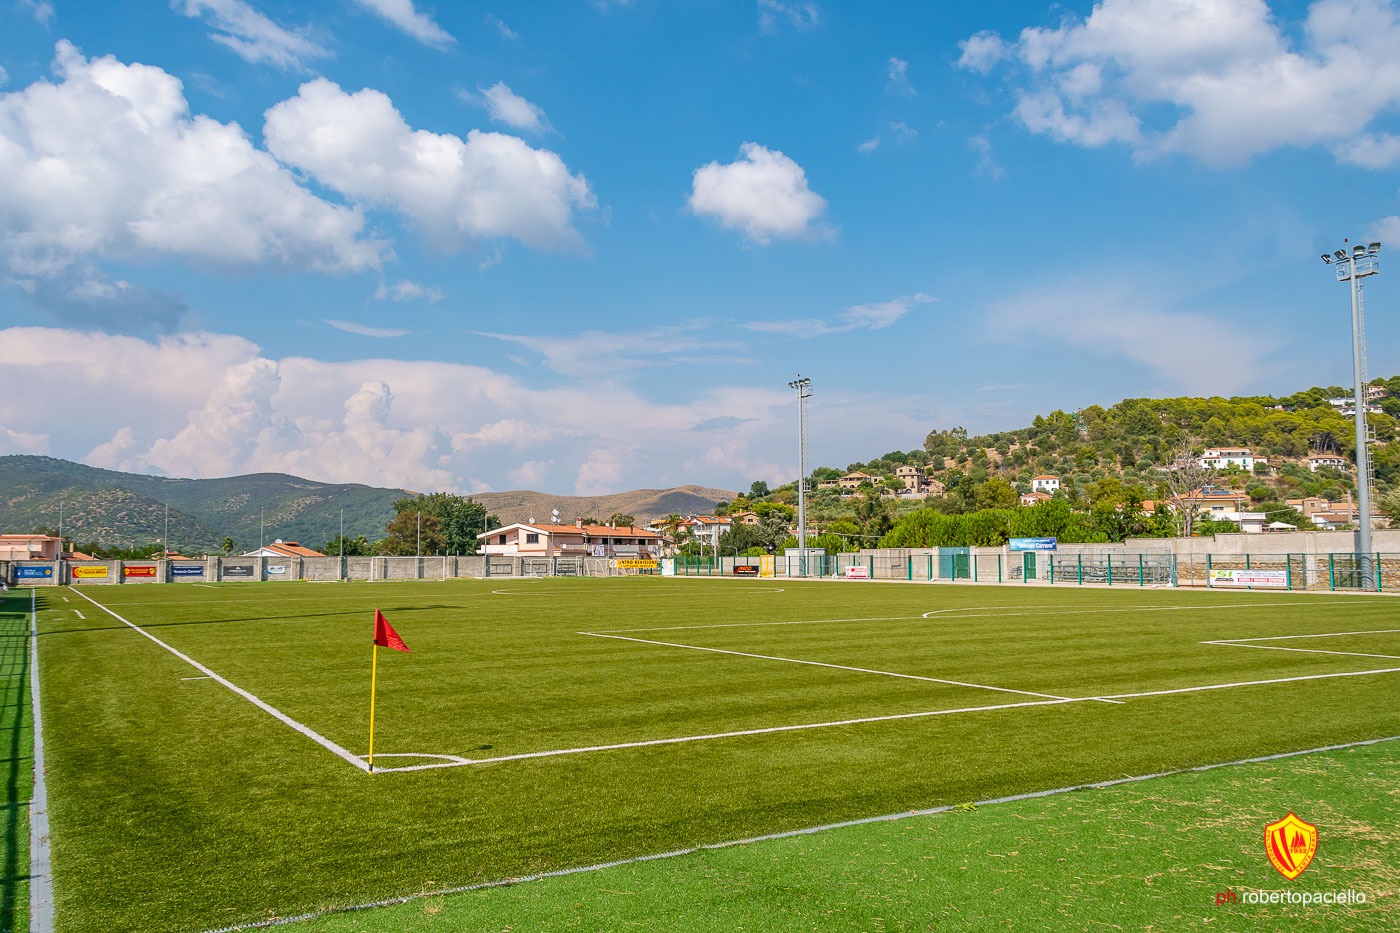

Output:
xmin=478 ymin=521 xmax=662 ymax=558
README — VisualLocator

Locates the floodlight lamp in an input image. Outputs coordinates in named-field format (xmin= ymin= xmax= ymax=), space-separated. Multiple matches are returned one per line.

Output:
xmin=1354 ymin=245 xmax=1366 ymax=257
xmin=1369 ymin=242 xmax=1382 ymax=254
xmin=1321 ymin=253 xmax=1333 ymax=263
xmin=1335 ymin=250 xmax=1347 ymax=260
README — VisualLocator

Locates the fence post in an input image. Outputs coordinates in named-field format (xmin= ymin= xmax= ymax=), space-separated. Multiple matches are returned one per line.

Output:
xmin=973 ymin=554 xmax=979 ymax=583
xmin=997 ymin=554 xmax=1002 ymax=583
xmin=1375 ymin=553 xmax=1382 ymax=593
xmin=1077 ymin=554 xmax=1082 ymax=586
xmin=1286 ymin=554 xmax=1292 ymax=590
xmin=1206 ymin=553 xmax=1213 ymax=588
xmin=1328 ymin=553 xmax=1335 ymax=591
xmin=1139 ymin=554 xmax=1144 ymax=587
xmin=1107 ymin=557 xmax=1113 ymax=587
xmin=1049 ymin=555 xmax=1054 ymax=585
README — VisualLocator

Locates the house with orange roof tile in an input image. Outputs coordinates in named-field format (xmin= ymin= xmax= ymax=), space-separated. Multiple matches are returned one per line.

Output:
xmin=242 ymin=539 xmax=326 ymax=558
xmin=478 ymin=521 xmax=662 ymax=558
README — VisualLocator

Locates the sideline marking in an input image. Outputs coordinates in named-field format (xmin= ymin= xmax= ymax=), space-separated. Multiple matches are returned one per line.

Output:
xmin=72 ymin=610 xmax=84 ymax=620
xmin=367 ymin=696 xmax=1088 ymax=772
xmin=195 ymin=734 xmax=1400 ymax=933
xmin=29 ymin=589 xmax=54 ymax=933
xmin=580 ymin=630 xmax=1083 ymax=702
xmin=68 ymin=588 xmax=368 ymax=772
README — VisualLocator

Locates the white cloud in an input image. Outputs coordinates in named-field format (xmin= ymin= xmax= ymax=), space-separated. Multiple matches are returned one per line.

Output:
xmin=175 ymin=0 xmax=329 ymax=70
xmin=887 ymin=57 xmax=915 ymax=95
xmin=889 ymin=121 xmax=917 ymax=143
xmin=508 ymin=459 xmax=554 ymax=488
xmin=969 ymin=134 xmax=1004 ymax=179
xmin=473 ymin=81 xmax=551 ymax=134
xmin=325 ymin=319 xmax=409 ymax=337
xmin=352 ymin=0 xmax=454 ymax=48
xmin=373 ymin=280 xmax=444 ymax=302
xmin=474 ymin=323 xmax=736 ymax=378
xmin=857 ymin=136 xmax=880 ymax=154
xmin=1335 ymin=132 xmax=1400 ymax=168
xmin=758 ymin=0 xmax=820 ymax=33
xmin=0 ymin=43 xmax=384 ymax=299
xmin=958 ymin=31 xmax=1008 ymax=74
xmin=746 ymin=292 xmax=935 ymax=338
xmin=485 ymin=14 xmax=518 ymax=40
xmin=265 ymin=79 xmax=596 ymax=252
xmin=21 ymin=0 xmax=55 ymax=27
xmin=960 ymin=0 xmax=1400 ymax=167
xmin=688 ymin=143 xmax=831 ymax=244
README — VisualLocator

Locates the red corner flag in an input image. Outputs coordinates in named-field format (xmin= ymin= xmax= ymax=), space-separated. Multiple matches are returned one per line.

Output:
xmin=373 ymin=610 xmax=410 ymax=653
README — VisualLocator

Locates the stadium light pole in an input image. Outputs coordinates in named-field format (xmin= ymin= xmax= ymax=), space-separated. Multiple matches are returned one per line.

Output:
xmin=788 ymin=375 xmax=812 ymax=576
xmin=1321 ymin=241 xmax=1381 ymax=587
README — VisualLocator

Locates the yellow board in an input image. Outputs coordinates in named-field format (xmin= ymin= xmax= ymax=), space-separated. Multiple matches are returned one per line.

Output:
xmin=72 ymin=565 xmax=110 ymax=578
xmin=616 ymin=559 xmax=658 ymax=569
xmin=759 ymin=555 xmax=775 ymax=578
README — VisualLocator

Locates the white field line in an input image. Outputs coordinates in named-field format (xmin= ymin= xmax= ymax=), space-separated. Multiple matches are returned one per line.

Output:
xmin=367 ymin=696 xmax=1087 ymax=773
xmin=1206 ymin=643 xmax=1400 ymax=661
xmin=1209 ymin=627 xmax=1400 ymax=643
xmin=580 ymin=631 xmax=1083 ymax=702
xmin=68 ymin=588 xmax=368 ymax=772
xmin=196 ymin=733 xmax=1400 ymax=933
xmin=71 ymin=610 xmax=84 ymax=620
xmin=591 ymin=601 xmax=1332 ymax=635
xmin=1092 ymin=665 xmax=1400 ymax=701
xmin=29 ymin=588 xmax=54 ymax=933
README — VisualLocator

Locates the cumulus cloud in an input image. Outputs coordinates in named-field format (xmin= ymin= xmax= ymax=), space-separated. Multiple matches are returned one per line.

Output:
xmin=175 ymin=0 xmax=329 ymax=70
xmin=472 ymin=81 xmax=551 ymax=134
xmin=352 ymin=0 xmax=454 ymax=47
xmin=959 ymin=0 xmax=1400 ymax=167
xmin=0 ymin=325 xmax=936 ymax=496
xmin=265 ymin=79 xmax=596 ymax=251
xmin=689 ymin=143 xmax=831 ymax=244
xmin=0 ymin=42 xmax=384 ymax=294
xmin=746 ymin=292 xmax=935 ymax=338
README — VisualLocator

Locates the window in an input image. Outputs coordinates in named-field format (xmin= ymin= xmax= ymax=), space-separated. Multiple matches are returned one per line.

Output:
xmin=498 ymin=535 xmax=506 ymax=545
xmin=525 ymin=533 xmax=539 ymax=544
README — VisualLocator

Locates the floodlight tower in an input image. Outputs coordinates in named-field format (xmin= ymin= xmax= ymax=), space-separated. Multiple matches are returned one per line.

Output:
xmin=788 ymin=375 xmax=812 ymax=576
xmin=1320 ymin=241 xmax=1382 ymax=587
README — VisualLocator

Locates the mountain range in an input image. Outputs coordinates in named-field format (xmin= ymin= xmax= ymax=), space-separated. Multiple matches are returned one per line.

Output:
xmin=0 ymin=456 xmax=734 ymax=552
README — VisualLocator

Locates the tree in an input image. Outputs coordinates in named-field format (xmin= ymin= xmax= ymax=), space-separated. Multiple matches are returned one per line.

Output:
xmin=1159 ymin=441 xmax=1218 ymax=538
xmin=377 ymin=493 xmax=495 ymax=555
xmin=606 ymin=513 xmax=635 ymax=528
xmin=749 ymin=480 xmax=770 ymax=498
xmin=974 ymin=477 xmax=1018 ymax=511
xmin=321 ymin=534 xmax=371 ymax=556
xmin=221 ymin=536 xmax=235 ymax=555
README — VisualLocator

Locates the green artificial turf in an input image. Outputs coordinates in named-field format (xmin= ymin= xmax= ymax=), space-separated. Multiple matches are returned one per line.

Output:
xmin=32 ymin=578 xmax=1400 ymax=931
xmin=284 ymin=738 xmax=1399 ymax=932
xmin=0 ymin=589 xmax=33 ymax=933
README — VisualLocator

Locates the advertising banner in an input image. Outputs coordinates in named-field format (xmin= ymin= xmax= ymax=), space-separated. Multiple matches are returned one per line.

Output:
xmin=267 ymin=565 xmax=287 ymax=575
xmin=1209 ymin=569 xmax=1288 ymax=588
xmin=615 ymin=559 xmax=658 ymax=570
xmin=123 ymin=565 xmax=157 ymax=578
xmin=1009 ymin=537 xmax=1058 ymax=551
xmin=72 ymin=565 xmax=110 ymax=579
xmin=172 ymin=565 xmax=205 ymax=578
xmin=15 ymin=566 xmax=53 ymax=579
xmin=732 ymin=564 xmax=759 ymax=576
xmin=660 ymin=559 xmax=675 ymax=577
xmin=843 ymin=565 xmax=870 ymax=579
xmin=222 ymin=565 xmax=256 ymax=578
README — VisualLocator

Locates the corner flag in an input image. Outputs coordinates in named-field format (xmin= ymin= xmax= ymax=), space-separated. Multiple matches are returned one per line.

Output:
xmin=368 ymin=609 xmax=409 ymax=773
xmin=373 ymin=610 xmax=410 ymax=652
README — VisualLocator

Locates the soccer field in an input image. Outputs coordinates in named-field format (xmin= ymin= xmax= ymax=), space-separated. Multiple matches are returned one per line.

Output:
xmin=32 ymin=578 xmax=1400 ymax=931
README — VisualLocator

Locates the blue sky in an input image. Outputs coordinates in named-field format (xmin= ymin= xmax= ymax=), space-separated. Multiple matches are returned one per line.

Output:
xmin=1 ymin=0 xmax=1397 ymax=496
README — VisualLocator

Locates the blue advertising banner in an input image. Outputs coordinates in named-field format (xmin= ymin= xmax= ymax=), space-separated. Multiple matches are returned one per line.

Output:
xmin=1009 ymin=537 xmax=1058 ymax=551
xmin=172 ymin=565 xmax=205 ymax=577
xmin=15 ymin=566 xmax=54 ymax=579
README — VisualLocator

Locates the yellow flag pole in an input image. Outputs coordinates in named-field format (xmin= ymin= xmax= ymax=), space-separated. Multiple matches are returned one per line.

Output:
xmin=368 ymin=642 xmax=379 ymax=773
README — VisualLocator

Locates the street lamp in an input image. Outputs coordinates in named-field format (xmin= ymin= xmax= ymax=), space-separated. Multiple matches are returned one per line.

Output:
xmin=1320 ymin=240 xmax=1381 ymax=588
xmin=788 ymin=375 xmax=812 ymax=576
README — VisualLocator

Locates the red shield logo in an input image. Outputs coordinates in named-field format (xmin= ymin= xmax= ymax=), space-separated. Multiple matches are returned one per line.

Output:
xmin=1265 ymin=812 xmax=1318 ymax=880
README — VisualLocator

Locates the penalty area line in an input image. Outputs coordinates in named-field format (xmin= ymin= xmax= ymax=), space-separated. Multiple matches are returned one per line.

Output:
xmin=193 ymin=733 xmax=1400 ymax=933
xmin=68 ymin=588 xmax=368 ymax=772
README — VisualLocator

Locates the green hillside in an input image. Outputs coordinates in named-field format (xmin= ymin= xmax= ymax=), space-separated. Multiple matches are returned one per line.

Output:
xmin=0 ymin=456 xmax=409 ymax=553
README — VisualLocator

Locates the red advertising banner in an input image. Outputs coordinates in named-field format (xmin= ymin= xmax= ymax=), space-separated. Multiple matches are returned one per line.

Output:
xmin=123 ymin=565 xmax=158 ymax=578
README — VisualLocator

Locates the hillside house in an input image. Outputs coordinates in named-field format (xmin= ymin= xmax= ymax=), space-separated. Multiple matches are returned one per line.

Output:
xmin=1199 ymin=448 xmax=1265 ymax=471
xmin=479 ymin=522 xmax=662 ymax=558
xmin=1308 ymin=454 xmax=1350 ymax=472
xmin=1019 ymin=491 xmax=1052 ymax=507
xmin=0 ymin=534 xmax=63 ymax=561
xmin=1031 ymin=475 xmax=1060 ymax=493
xmin=242 ymin=540 xmax=325 ymax=558
xmin=838 ymin=471 xmax=877 ymax=490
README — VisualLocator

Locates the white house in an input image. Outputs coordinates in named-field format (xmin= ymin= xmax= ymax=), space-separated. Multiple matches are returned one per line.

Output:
xmin=1308 ymin=454 xmax=1350 ymax=473
xmin=1199 ymin=448 xmax=1265 ymax=471
xmin=1031 ymin=475 xmax=1060 ymax=493
xmin=478 ymin=522 xmax=662 ymax=557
